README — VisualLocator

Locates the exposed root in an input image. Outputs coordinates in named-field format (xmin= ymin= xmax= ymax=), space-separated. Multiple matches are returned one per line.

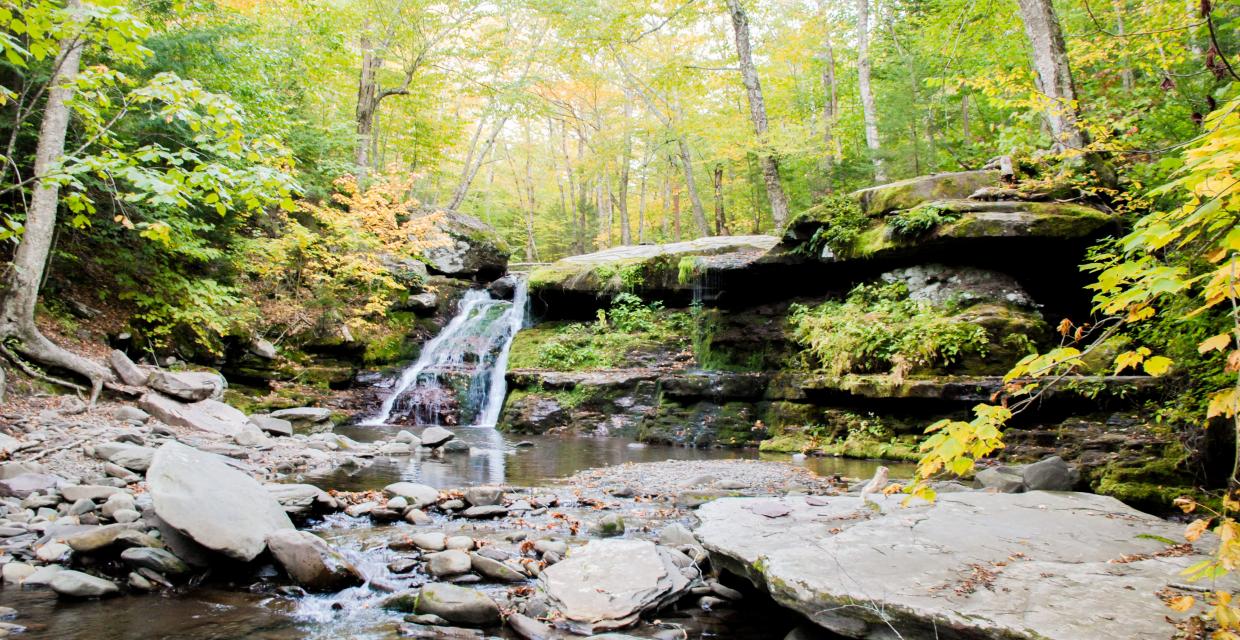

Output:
xmin=0 ymin=324 xmax=111 ymax=403
xmin=0 ymin=342 xmax=87 ymax=394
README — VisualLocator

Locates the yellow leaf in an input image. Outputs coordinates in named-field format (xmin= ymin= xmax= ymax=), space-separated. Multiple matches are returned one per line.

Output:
xmin=1143 ymin=356 xmax=1173 ymax=377
xmin=1168 ymin=595 xmax=1195 ymax=612
xmin=1202 ymin=334 xmax=1233 ymax=354
xmin=1186 ymin=518 xmax=1212 ymax=542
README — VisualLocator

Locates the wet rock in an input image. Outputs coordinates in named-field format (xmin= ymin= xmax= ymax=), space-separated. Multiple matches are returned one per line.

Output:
xmin=539 ymin=539 xmax=691 ymax=634
xmin=415 ymin=582 xmax=502 ymax=627
xmin=388 ymin=558 xmax=419 ymax=574
xmin=460 ymin=505 xmax=507 ymax=519
xmin=22 ymin=565 xmax=62 ymax=587
xmin=408 ymin=532 xmax=447 ymax=552
xmin=401 ymin=622 xmax=483 ymax=638
xmin=488 ymin=276 xmax=518 ymax=300
xmin=385 ymin=483 xmax=441 ymax=509
xmin=50 ymin=570 xmax=119 ymax=598
xmin=462 ymin=486 xmax=504 ymax=507
xmin=387 ymin=497 xmax=409 ymax=511
xmin=404 ymin=509 xmax=433 ymax=526
xmin=269 ymin=407 xmax=333 ymax=426
xmin=420 ymin=427 xmax=455 ymax=448
xmin=533 ymin=540 xmax=567 ymax=556
xmin=421 ymin=209 xmax=510 ymax=279
xmin=2 ymin=563 xmax=33 ymax=584
xmin=266 ymin=529 xmax=362 ymax=592
xmin=146 ymin=442 xmax=293 ymax=561
xmin=139 ymin=394 xmax=250 ymax=438
xmin=445 ymin=536 xmax=474 ymax=551
xmin=128 ymin=572 xmax=155 ymax=591
xmin=696 ymin=492 xmax=1229 ymax=640
xmin=470 ymin=553 xmax=525 ymax=582
xmin=249 ymin=415 xmax=293 ymax=437
xmin=589 ymin=513 xmax=625 ymax=537
xmin=508 ymin=612 xmax=556 ymax=640
xmin=426 ymin=550 xmax=471 ymax=578
xmin=120 ymin=547 xmax=190 ymax=576
xmin=35 ymin=541 xmax=70 ymax=562
xmin=148 ymin=370 xmax=226 ymax=402
xmin=441 ymin=440 xmax=470 ymax=454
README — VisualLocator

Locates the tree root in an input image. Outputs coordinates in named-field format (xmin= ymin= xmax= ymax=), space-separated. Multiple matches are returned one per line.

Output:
xmin=0 ymin=323 xmax=111 ymax=404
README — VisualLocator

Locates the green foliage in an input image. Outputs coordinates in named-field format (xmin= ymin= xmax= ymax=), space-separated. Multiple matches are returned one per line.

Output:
xmin=788 ymin=195 xmax=868 ymax=258
xmin=508 ymin=295 xmax=689 ymax=371
xmin=789 ymin=282 xmax=990 ymax=377
xmin=888 ymin=205 xmax=960 ymax=239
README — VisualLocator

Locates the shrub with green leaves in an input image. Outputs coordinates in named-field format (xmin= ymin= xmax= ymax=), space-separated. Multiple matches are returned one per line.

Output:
xmin=888 ymin=205 xmax=961 ymax=239
xmin=789 ymin=194 xmax=868 ymax=258
xmin=790 ymin=282 xmax=990 ymax=376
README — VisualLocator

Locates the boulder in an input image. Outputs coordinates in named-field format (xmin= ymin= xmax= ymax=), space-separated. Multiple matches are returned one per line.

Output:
xmin=470 ymin=552 xmax=525 ymax=582
xmin=265 ymin=529 xmax=363 ymax=591
xmin=426 ymin=550 xmax=472 ymax=578
xmin=49 ymin=570 xmax=119 ymax=598
xmin=249 ymin=415 xmax=293 ymax=437
xmin=463 ymin=486 xmax=504 ymax=507
xmin=249 ymin=338 xmax=278 ymax=360
xmin=419 ymin=427 xmax=455 ymax=448
xmin=95 ymin=443 xmax=156 ymax=472
xmin=539 ymin=539 xmax=692 ymax=634
xmin=415 ymin=583 xmax=502 ymax=627
xmin=853 ymin=170 xmax=1000 ymax=216
xmin=119 ymin=547 xmax=190 ymax=576
xmin=385 ymin=482 xmax=441 ymax=508
xmin=147 ymin=370 xmax=226 ymax=402
xmin=0 ymin=473 xmax=62 ymax=498
xmin=139 ymin=394 xmax=250 ymax=438
xmin=1019 ymin=455 xmax=1080 ymax=491
xmin=146 ymin=442 xmax=293 ymax=561
xmin=695 ymin=492 xmax=1233 ymax=640
xmin=109 ymin=350 xmax=150 ymax=387
xmin=973 ymin=467 xmax=1026 ymax=493
xmin=270 ymin=407 xmax=334 ymax=428
xmin=421 ymin=210 xmax=510 ymax=279
xmin=396 ymin=292 xmax=439 ymax=314
xmin=264 ymin=483 xmax=334 ymax=517
xmin=488 ymin=276 xmax=517 ymax=300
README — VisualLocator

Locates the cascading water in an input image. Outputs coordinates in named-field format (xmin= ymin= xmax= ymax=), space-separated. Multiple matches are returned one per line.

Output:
xmin=364 ymin=277 xmax=528 ymax=427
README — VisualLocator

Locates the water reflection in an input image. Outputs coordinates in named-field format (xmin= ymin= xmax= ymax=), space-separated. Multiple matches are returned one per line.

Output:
xmin=315 ymin=424 xmax=913 ymax=492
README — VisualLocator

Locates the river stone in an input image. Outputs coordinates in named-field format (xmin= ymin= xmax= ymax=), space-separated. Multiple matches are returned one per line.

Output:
xmin=460 ymin=505 xmax=507 ymax=519
xmin=470 ymin=553 xmax=524 ymax=582
xmin=95 ymin=443 xmax=155 ymax=472
xmin=441 ymin=440 xmax=470 ymax=454
xmin=22 ymin=565 xmax=63 ymax=587
xmin=420 ymin=427 xmax=455 ymax=448
xmin=270 ymin=407 xmax=333 ymax=424
xmin=408 ymin=532 xmax=447 ymax=552
xmin=659 ymin=524 xmax=697 ymax=547
xmin=266 ymin=529 xmax=362 ymax=591
xmin=427 ymin=550 xmax=471 ymax=577
xmin=114 ymin=406 xmax=150 ymax=423
xmin=35 ymin=541 xmax=70 ymax=562
xmin=120 ymin=547 xmax=190 ymax=576
xmin=0 ymin=473 xmax=62 ymax=498
xmin=139 ymin=394 xmax=250 ymax=438
xmin=2 ymin=563 xmax=33 ymax=584
xmin=463 ymin=486 xmax=504 ymax=507
xmin=249 ymin=415 xmax=293 ymax=437
xmin=265 ymin=484 xmax=333 ymax=517
xmin=507 ymin=613 xmax=554 ymax=639
xmin=445 ymin=536 xmax=475 ymax=551
xmin=590 ymin=513 xmax=625 ymax=537
xmin=973 ymin=467 xmax=1025 ymax=493
xmin=49 ymin=570 xmax=118 ymax=598
xmin=405 ymin=509 xmax=433 ymax=525
xmin=109 ymin=350 xmax=150 ymax=386
xmin=539 ymin=539 xmax=691 ymax=634
xmin=61 ymin=485 xmax=124 ymax=502
xmin=695 ymin=492 xmax=1234 ymax=640
xmin=146 ymin=442 xmax=293 ymax=561
xmin=416 ymin=583 xmax=502 ymax=626
xmin=1018 ymin=455 xmax=1079 ymax=491
xmin=64 ymin=523 xmax=137 ymax=552
xmin=101 ymin=492 xmax=135 ymax=518
xmin=385 ymin=483 xmax=440 ymax=508
xmin=112 ymin=509 xmax=140 ymax=524
xmin=148 ymin=370 xmax=226 ymax=402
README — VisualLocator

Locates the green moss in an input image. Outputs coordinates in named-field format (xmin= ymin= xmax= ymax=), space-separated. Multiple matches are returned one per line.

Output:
xmin=1091 ymin=442 xmax=1197 ymax=511
xmin=508 ymin=297 xmax=690 ymax=372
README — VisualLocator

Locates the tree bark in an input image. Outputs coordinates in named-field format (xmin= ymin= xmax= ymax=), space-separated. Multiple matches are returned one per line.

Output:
xmin=618 ymin=94 xmax=633 ymax=245
xmin=819 ymin=1 xmax=838 ymax=192
xmin=0 ymin=0 xmax=111 ymax=399
xmin=726 ymin=0 xmax=790 ymax=230
xmin=355 ymin=33 xmax=381 ymax=174
xmin=1113 ymin=0 xmax=1133 ymax=92
xmin=448 ymin=113 xmax=507 ymax=210
xmin=712 ymin=163 xmax=726 ymax=235
xmin=856 ymin=0 xmax=886 ymax=183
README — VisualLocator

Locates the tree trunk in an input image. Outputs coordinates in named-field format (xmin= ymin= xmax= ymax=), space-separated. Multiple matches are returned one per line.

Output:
xmin=1113 ymin=0 xmax=1133 ymax=92
xmin=819 ymin=2 xmax=838 ymax=192
xmin=355 ymin=33 xmax=380 ymax=174
xmin=713 ymin=163 xmax=726 ymax=235
xmin=856 ymin=0 xmax=886 ymax=183
xmin=1016 ymin=0 xmax=1114 ymax=183
xmin=448 ymin=113 xmax=507 ymax=210
xmin=0 ymin=0 xmax=111 ymax=399
xmin=726 ymin=0 xmax=790 ymax=230
xmin=673 ymin=189 xmax=682 ymax=241
xmin=618 ymin=95 xmax=633 ymax=245
xmin=675 ymin=138 xmax=710 ymax=237
xmin=638 ymin=168 xmax=647 ymax=244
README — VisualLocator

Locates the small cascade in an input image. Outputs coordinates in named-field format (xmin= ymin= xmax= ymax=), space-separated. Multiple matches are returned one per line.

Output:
xmin=364 ymin=277 xmax=528 ymax=427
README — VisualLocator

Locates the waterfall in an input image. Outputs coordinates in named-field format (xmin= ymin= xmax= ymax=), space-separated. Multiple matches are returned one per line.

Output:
xmin=363 ymin=278 xmax=528 ymax=427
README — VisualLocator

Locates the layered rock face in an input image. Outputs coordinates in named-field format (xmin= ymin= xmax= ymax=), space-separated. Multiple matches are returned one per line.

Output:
xmin=505 ymin=172 xmax=1190 ymax=507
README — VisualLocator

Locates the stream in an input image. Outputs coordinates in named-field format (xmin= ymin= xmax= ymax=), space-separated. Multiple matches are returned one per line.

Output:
xmin=0 ymin=283 xmax=908 ymax=639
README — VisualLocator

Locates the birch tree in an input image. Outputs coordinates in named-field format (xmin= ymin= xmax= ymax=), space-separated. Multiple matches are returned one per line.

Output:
xmin=856 ymin=0 xmax=886 ymax=183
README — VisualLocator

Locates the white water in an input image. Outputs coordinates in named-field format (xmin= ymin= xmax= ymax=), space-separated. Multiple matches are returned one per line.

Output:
xmin=363 ymin=278 xmax=528 ymax=427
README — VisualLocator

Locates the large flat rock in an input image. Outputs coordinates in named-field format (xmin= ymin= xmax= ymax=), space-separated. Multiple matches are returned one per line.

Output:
xmin=695 ymin=492 xmax=1225 ymax=640
xmin=146 ymin=442 xmax=293 ymax=562
xmin=139 ymin=393 xmax=250 ymax=437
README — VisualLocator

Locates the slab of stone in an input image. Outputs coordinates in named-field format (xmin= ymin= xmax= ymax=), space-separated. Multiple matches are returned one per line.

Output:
xmin=695 ymin=492 xmax=1229 ymax=640
xmin=49 ymin=570 xmax=118 ymax=598
xmin=539 ymin=539 xmax=691 ymax=634
xmin=0 ymin=473 xmax=62 ymax=498
xmin=419 ymin=426 xmax=455 ymax=448
xmin=270 ymin=407 xmax=333 ymax=424
xmin=147 ymin=370 xmax=225 ymax=402
xmin=109 ymin=350 xmax=150 ymax=387
xmin=415 ymin=583 xmax=502 ymax=627
xmin=264 ymin=483 xmax=333 ymax=517
xmin=266 ymin=529 xmax=362 ymax=591
xmin=249 ymin=415 xmax=293 ymax=437
xmin=139 ymin=394 xmax=250 ymax=438
xmin=95 ymin=443 xmax=156 ymax=472
xmin=146 ymin=442 xmax=293 ymax=562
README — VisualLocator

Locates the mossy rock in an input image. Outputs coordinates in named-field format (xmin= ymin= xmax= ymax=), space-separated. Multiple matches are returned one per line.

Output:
xmin=639 ymin=399 xmax=762 ymax=447
xmin=1090 ymin=442 xmax=1197 ymax=511
xmin=853 ymin=171 xmax=1000 ymax=216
